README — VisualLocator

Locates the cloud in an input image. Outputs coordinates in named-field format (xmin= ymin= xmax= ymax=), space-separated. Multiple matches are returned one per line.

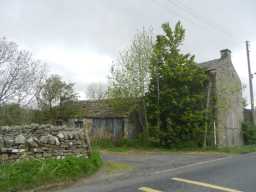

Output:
xmin=0 ymin=0 xmax=255 ymax=102
xmin=36 ymin=47 xmax=112 ymax=83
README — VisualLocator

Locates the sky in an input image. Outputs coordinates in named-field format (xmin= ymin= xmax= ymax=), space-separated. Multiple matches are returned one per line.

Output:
xmin=0 ymin=0 xmax=256 ymax=103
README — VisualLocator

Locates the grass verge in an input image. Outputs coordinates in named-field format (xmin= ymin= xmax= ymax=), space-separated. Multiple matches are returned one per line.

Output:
xmin=93 ymin=139 xmax=256 ymax=155
xmin=92 ymin=138 xmax=160 ymax=152
xmin=215 ymin=145 xmax=256 ymax=154
xmin=0 ymin=151 xmax=102 ymax=192
xmin=104 ymin=161 xmax=133 ymax=174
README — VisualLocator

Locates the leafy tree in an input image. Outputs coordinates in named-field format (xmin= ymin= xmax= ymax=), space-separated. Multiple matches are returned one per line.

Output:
xmin=36 ymin=75 xmax=78 ymax=123
xmin=146 ymin=22 xmax=208 ymax=148
xmin=108 ymin=28 xmax=154 ymax=141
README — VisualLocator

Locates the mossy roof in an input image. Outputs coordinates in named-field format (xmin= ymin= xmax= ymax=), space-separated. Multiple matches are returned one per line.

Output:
xmin=78 ymin=100 xmax=129 ymax=118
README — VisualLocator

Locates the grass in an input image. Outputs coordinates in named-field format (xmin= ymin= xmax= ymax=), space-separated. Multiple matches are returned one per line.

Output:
xmin=0 ymin=152 xmax=103 ymax=192
xmin=92 ymin=138 xmax=160 ymax=152
xmin=215 ymin=145 xmax=256 ymax=154
xmin=93 ymin=138 xmax=256 ymax=155
xmin=104 ymin=161 xmax=133 ymax=174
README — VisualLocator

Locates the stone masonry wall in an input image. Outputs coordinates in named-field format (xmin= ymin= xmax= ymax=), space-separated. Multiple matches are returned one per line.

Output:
xmin=0 ymin=124 xmax=90 ymax=162
xmin=215 ymin=55 xmax=244 ymax=146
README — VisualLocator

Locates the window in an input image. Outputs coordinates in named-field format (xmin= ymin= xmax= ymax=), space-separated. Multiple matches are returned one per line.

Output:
xmin=74 ymin=120 xmax=84 ymax=128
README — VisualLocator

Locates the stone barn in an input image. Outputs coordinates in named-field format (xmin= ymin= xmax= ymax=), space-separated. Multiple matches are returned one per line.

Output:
xmin=67 ymin=49 xmax=244 ymax=146
xmin=200 ymin=49 xmax=244 ymax=146
xmin=68 ymin=100 xmax=141 ymax=140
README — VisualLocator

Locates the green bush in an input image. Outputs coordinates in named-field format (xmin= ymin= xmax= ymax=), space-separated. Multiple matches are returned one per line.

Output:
xmin=242 ymin=121 xmax=256 ymax=145
xmin=0 ymin=152 xmax=102 ymax=192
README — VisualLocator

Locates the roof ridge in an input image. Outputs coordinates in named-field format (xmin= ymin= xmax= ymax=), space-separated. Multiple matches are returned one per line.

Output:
xmin=198 ymin=58 xmax=220 ymax=65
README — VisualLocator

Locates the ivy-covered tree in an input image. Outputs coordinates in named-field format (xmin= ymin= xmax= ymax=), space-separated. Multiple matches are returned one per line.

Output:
xmin=146 ymin=22 xmax=208 ymax=148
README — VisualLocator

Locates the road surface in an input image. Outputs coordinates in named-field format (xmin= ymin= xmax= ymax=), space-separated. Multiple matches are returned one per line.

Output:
xmin=55 ymin=152 xmax=256 ymax=192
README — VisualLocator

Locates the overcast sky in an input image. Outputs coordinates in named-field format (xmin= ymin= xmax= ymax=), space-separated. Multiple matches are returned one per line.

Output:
xmin=0 ymin=0 xmax=256 ymax=103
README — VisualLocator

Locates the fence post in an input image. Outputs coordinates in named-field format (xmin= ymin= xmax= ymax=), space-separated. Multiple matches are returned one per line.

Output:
xmin=84 ymin=119 xmax=92 ymax=156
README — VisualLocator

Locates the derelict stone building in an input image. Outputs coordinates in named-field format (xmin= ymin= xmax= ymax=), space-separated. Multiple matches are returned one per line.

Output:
xmin=68 ymin=49 xmax=244 ymax=147
xmin=68 ymin=100 xmax=141 ymax=140
xmin=200 ymin=49 xmax=244 ymax=147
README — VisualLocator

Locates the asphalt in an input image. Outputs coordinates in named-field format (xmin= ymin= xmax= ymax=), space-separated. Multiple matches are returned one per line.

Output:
xmin=54 ymin=152 xmax=256 ymax=192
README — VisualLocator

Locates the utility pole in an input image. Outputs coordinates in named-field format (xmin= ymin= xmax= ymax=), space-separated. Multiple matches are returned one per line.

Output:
xmin=246 ymin=41 xmax=255 ymax=124
xmin=156 ymin=60 xmax=161 ymax=132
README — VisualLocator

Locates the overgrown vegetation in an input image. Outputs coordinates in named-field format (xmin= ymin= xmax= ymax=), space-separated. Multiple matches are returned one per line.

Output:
xmin=242 ymin=121 xmax=256 ymax=145
xmin=146 ymin=22 xmax=208 ymax=148
xmin=107 ymin=22 xmax=209 ymax=148
xmin=0 ymin=152 xmax=102 ymax=192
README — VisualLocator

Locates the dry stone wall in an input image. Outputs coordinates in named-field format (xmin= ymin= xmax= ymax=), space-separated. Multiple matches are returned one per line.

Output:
xmin=0 ymin=124 xmax=90 ymax=162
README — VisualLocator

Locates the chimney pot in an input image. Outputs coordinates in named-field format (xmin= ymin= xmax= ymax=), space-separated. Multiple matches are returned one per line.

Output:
xmin=220 ymin=49 xmax=231 ymax=58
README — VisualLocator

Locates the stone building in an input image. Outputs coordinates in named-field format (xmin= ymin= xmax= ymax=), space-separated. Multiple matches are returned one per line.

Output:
xmin=68 ymin=100 xmax=141 ymax=140
xmin=67 ymin=49 xmax=244 ymax=146
xmin=200 ymin=49 xmax=244 ymax=146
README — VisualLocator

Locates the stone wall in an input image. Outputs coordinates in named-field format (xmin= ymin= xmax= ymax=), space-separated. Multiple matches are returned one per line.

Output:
xmin=200 ymin=49 xmax=244 ymax=147
xmin=214 ymin=54 xmax=244 ymax=146
xmin=0 ymin=124 xmax=90 ymax=162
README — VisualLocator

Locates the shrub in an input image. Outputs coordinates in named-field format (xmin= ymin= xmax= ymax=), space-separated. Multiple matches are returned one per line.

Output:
xmin=242 ymin=121 xmax=256 ymax=145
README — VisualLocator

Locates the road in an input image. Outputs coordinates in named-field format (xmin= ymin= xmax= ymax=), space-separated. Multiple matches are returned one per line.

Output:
xmin=55 ymin=152 xmax=256 ymax=192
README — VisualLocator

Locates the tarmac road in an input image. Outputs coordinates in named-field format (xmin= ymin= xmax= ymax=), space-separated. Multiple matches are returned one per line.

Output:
xmin=55 ymin=152 xmax=256 ymax=192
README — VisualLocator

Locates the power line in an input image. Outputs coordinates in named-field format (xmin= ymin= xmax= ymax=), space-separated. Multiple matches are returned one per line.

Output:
xmin=150 ymin=0 xmax=197 ymax=26
xmin=151 ymin=0 xmax=241 ymax=45
xmin=168 ymin=0 xmax=236 ymax=41
xmin=151 ymin=0 xmax=204 ymax=29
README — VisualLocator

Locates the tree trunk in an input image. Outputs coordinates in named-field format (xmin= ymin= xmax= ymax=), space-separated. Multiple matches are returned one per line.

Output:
xmin=142 ymin=98 xmax=149 ymax=142
xmin=204 ymin=80 xmax=212 ymax=148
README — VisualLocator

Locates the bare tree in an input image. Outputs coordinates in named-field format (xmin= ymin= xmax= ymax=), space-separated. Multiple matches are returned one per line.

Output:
xmin=0 ymin=37 xmax=46 ymax=106
xmin=86 ymin=82 xmax=107 ymax=100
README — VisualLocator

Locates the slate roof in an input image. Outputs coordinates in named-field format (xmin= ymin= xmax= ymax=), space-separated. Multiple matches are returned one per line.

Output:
xmin=198 ymin=58 xmax=221 ymax=71
xmin=78 ymin=100 xmax=129 ymax=118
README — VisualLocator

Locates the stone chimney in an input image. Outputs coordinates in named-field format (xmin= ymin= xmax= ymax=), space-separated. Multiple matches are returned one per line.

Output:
xmin=220 ymin=49 xmax=231 ymax=59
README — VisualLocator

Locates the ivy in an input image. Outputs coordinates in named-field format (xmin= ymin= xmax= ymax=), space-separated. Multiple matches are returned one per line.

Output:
xmin=146 ymin=22 xmax=208 ymax=148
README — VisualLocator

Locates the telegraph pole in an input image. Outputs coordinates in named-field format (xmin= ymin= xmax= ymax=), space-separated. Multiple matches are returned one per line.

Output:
xmin=246 ymin=41 xmax=255 ymax=124
xmin=156 ymin=60 xmax=161 ymax=132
